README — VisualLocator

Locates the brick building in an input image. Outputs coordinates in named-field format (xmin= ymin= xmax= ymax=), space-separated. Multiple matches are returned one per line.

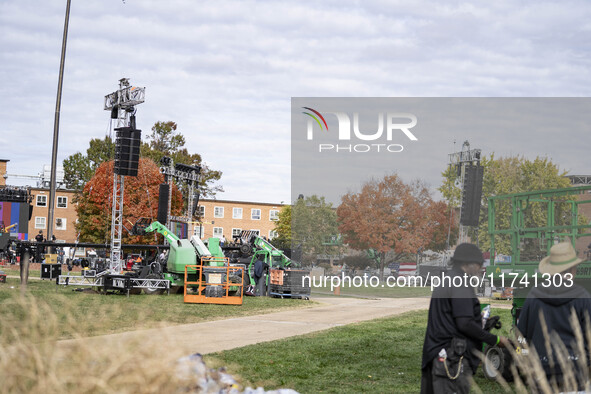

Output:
xmin=193 ymin=199 xmax=284 ymax=241
xmin=28 ymin=188 xmax=78 ymax=242
xmin=0 ymin=160 xmax=7 ymax=187
xmin=25 ymin=193 xmax=283 ymax=243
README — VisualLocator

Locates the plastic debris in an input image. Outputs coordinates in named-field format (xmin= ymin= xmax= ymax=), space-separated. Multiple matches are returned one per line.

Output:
xmin=176 ymin=353 xmax=299 ymax=394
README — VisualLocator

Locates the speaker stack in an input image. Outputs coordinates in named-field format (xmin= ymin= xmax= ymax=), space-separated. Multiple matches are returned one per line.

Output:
xmin=460 ymin=164 xmax=484 ymax=227
xmin=114 ymin=127 xmax=141 ymax=177
xmin=157 ymin=183 xmax=169 ymax=224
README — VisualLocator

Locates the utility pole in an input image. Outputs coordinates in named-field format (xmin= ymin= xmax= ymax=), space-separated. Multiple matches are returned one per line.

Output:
xmin=48 ymin=0 xmax=71 ymax=243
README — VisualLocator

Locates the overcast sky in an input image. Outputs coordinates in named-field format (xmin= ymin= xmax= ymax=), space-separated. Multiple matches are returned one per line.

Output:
xmin=1 ymin=1 xmax=590 ymax=204
xmin=292 ymin=98 xmax=591 ymax=204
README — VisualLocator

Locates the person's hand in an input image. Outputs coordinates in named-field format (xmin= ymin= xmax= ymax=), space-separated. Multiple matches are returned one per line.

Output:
xmin=497 ymin=336 xmax=511 ymax=348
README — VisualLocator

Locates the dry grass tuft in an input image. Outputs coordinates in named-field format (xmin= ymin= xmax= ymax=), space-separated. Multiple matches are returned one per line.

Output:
xmin=476 ymin=308 xmax=591 ymax=394
xmin=0 ymin=295 xmax=232 ymax=393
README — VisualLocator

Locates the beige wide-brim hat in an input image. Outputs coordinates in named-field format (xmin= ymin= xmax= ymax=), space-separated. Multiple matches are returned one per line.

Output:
xmin=539 ymin=241 xmax=583 ymax=275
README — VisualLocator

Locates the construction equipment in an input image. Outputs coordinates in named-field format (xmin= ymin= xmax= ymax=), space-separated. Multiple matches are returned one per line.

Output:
xmin=236 ymin=231 xmax=310 ymax=298
xmin=1 ymin=223 xmax=17 ymax=233
xmin=132 ymin=219 xmax=244 ymax=299
xmin=0 ymin=224 xmax=18 ymax=264
xmin=184 ymin=257 xmax=244 ymax=305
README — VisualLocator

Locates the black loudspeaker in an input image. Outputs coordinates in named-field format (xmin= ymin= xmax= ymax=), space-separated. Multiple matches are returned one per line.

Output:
xmin=460 ymin=164 xmax=484 ymax=227
xmin=157 ymin=183 xmax=169 ymax=224
xmin=114 ymin=127 xmax=141 ymax=176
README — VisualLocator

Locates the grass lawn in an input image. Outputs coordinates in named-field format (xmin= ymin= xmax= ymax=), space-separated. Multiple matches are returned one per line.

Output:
xmin=1 ymin=266 xmax=41 ymax=277
xmin=207 ymin=308 xmax=514 ymax=393
xmin=0 ymin=276 xmax=316 ymax=340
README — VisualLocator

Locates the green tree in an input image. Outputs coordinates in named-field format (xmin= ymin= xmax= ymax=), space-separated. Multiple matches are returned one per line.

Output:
xmin=291 ymin=195 xmax=340 ymax=263
xmin=440 ymin=155 xmax=574 ymax=258
xmin=271 ymin=205 xmax=292 ymax=251
xmin=439 ymin=164 xmax=462 ymax=208
xmin=274 ymin=205 xmax=292 ymax=239
xmin=141 ymin=121 xmax=223 ymax=197
xmin=63 ymin=137 xmax=114 ymax=191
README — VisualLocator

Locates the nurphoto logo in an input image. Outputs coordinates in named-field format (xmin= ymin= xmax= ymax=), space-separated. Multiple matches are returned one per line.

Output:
xmin=302 ymin=107 xmax=418 ymax=153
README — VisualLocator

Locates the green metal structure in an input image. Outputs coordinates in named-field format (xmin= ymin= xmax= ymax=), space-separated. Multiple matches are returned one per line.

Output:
xmin=482 ymin=185 xmax=591 ymax=381
xmin=486 ymin=185 xmax=591 ymax=278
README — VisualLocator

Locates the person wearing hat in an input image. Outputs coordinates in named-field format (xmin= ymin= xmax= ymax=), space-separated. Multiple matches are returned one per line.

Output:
xmin=517 ymin=241 xmax=591 ymax=390
xmin=421 ymin=243 xmax=509 ymax=394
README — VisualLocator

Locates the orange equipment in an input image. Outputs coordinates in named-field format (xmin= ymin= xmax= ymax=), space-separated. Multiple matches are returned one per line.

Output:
xmin=183 ymin=257 xmax=244 ymax=305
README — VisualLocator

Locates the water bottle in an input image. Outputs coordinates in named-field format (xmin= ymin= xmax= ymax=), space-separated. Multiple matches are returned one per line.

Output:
xmin=481 ymin=304 xmax=491 ymax=329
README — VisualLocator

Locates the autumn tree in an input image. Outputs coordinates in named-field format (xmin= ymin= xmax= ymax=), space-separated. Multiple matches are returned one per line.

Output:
xmin=76 ymin=158 xmax=182 ymax=244
xmin=439 ymin=155 xmax=575 ymax=258
xmin=63 ymin=121 xmax=223 ymax=197
xmin=338 ymin=174 xmax=453 ymax=279
xmin=141 ymin=121 xmax=223 ymax=197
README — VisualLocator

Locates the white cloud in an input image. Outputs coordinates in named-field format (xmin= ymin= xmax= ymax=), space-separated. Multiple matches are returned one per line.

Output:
xmin=1 ymin=0 xmax=591 ymax=203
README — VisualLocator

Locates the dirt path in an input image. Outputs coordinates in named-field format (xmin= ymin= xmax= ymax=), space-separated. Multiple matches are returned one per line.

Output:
xmin=58 ymin=296 xmax=431 ymax=355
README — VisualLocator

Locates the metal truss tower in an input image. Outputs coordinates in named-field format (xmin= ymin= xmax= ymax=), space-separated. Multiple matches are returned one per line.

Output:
xmin=104 ymin=78 xmax=145 ymax=272
xmin=448 ymin=140 xmax=481 ymax=244
xmin=159 ymin=157 xmax=201 ymax=228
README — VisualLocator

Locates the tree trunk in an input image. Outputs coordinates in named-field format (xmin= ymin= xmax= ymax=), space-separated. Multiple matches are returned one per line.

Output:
xmin=379 ymin=252 xmax=385 ymax=281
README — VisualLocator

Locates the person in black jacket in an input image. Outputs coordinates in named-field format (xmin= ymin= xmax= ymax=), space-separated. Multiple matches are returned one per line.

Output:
xmin=35 ymin=230 xmax=44 ymax=262
xmin=517 ymin=241 xmax=591 ymax=391
xmin=253 ymin=256 xmax=269 ymax=296
xmin=421 ymin=243 xmax=509 ymax=394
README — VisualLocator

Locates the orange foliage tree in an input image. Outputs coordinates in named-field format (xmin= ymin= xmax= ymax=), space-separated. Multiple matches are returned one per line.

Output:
xmin=337 ymin=174 xmax=454 ymax=277
xmin=76 ymin=158 xmax=183 ymax=244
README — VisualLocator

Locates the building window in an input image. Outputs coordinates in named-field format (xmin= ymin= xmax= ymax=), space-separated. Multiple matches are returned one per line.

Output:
xmin=251 ymin=209 xmax=261 ymax=220
xmin=269 ymin=210 xmax=279 ymax=221
xmin=269 ymin=230 xmax=278 ymax=239
xmin=36 ymin=195 xmax=47 ymax=207
xmin=213 ymin=227 xmax=223 ymax=238
xmin=35 ymin=217 xmax=46 ymax=229
xmin=250 ymin=229 xmax=260 ymax=236
xmin=197 ymin=206 xmax=205 ymax=217
xmin=55 ymin=218 xmax=66 ymax=230
xmin=57 ymin=196 xmax=68 ymax=208
xmin=232 ymin=228 xmax=242 ymax=238
xmin=233 ymin=207 xmax=243 ymax=219
xmin=194 ymin=225 xmax=204 ymax=238
xmin=214 ymin=206 xmax=224 ymax=218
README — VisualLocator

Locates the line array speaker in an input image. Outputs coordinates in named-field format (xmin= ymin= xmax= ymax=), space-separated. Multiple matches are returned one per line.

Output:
xmin=460 ymin=164 xmax=484 ymax=227
xmin=114 ymin=127 xmax=141 ymax=176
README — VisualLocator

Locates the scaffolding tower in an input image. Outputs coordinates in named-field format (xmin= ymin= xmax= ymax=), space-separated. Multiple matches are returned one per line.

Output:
xmin=159 ymin=157 xmax=201 ymax=230
xmin=104 ymin=78 xmax=145 ymax=272
xmin=448 ymin=140 xmax=482 ymax=244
